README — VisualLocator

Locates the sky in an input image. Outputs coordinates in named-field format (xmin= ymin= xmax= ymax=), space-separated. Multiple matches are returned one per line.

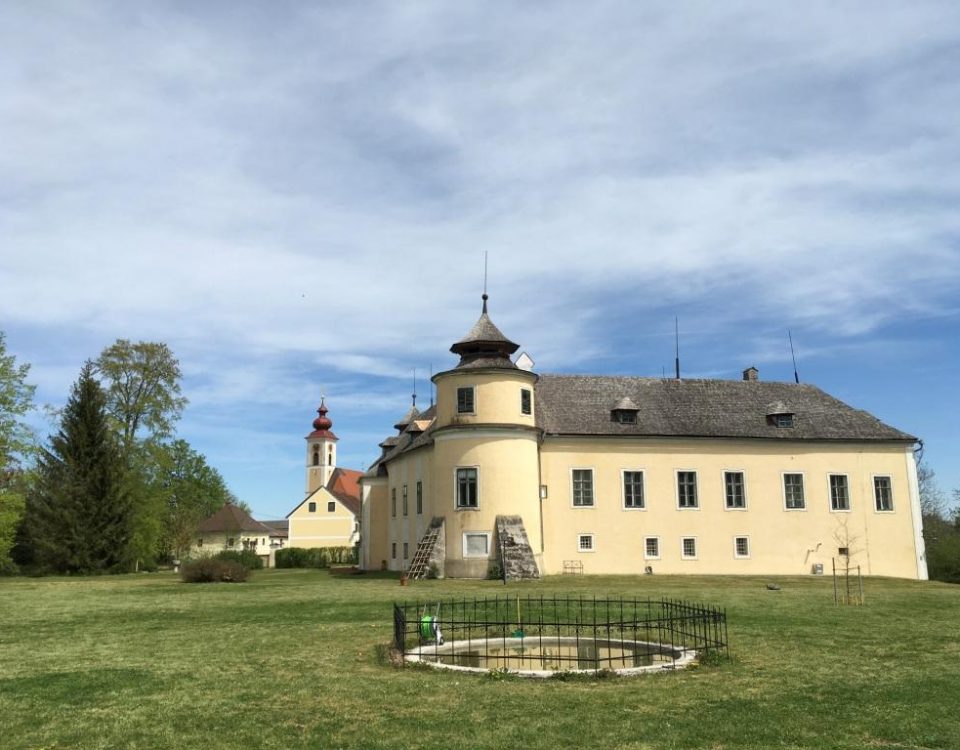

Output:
xmin=2 ymin=1 xmax=959 ymax=520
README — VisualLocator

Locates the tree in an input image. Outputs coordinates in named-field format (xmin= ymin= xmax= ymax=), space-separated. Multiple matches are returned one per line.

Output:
xmin=94 ymin=340 xmax=187 ymax=451
xmin=155 ymin=439 xmax=232 ymax=561
xmin=22 ymin=363 xmax=132 ymax=573
xmin=0 ymin=332 xmax=36 ymax=572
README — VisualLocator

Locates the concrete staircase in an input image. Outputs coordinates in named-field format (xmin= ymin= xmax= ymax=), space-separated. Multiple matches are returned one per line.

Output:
xmin=496 ymin=515 xmax=540 ymax=580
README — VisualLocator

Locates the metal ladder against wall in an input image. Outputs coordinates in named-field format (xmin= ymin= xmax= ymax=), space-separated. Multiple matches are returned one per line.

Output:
xmin=406 ymin=525 xmax=441 ymax=580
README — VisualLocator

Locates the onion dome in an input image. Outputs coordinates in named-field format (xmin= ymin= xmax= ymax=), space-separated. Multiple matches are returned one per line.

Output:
xmin=307 ymin=397 xmax=338 ymax=440
xmin=449 ymin=294 xmax=520 ymax=369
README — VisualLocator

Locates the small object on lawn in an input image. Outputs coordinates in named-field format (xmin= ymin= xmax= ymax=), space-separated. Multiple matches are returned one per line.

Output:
xmin=400 ymin=575 xmax=409 ymax=586
xmin=766 ymin=583 xmax=782 ymax=591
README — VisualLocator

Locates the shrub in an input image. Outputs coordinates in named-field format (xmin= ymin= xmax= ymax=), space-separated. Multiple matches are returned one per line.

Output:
xmin=180 ymin=558 xmax=249 ymax=583
xmin=214 ymin=549 xmax=264 ymax=570
xmin=275 ymin=546 xmax=357 ymax=569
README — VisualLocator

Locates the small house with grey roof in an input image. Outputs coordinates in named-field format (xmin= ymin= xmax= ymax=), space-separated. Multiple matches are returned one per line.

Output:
xmin=358 ymin=294 xmax=927 ymax=580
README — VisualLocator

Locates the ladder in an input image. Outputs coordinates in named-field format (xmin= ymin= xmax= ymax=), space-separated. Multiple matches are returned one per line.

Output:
xmin=406 ymin=524 xmax=441 ymax=580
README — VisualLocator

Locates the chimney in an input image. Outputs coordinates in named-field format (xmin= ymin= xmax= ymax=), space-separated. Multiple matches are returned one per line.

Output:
xmin=742 ymin=366 xmax=759 ymax=382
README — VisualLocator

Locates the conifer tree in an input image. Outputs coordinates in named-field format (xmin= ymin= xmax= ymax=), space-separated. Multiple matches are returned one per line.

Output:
xmin=24 ymin=362 xmax=132 ymax=573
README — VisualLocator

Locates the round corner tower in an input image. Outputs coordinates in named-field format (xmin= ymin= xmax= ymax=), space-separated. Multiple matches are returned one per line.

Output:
xmin=430 ymin=293 xmax=542 ymax=578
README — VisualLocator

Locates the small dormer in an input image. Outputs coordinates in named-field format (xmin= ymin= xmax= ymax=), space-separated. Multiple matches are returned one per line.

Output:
xmin=766 ymin=401 xmax=795 ymax=428
xmin=611 ymin=396 xmax=639 ymax=425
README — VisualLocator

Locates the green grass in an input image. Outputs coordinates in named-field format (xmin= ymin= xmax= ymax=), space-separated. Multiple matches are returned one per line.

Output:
xmin=1 ymin=570 xmax=958 ymax=750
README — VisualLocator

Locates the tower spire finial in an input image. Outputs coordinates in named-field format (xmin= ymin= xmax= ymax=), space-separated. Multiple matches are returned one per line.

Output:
xmin=482 ymin=251 xmax=489 ymax=313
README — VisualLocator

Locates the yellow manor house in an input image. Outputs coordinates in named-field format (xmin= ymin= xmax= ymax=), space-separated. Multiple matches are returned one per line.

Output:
xmin=358 ymin=295 xmax=927 ymax=580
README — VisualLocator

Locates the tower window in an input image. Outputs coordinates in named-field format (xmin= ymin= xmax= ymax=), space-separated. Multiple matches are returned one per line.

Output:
xmin=456 ymin=467 xmax=478 ymax=509
xmin=521 ymin=388 xmax=532 ymax=415
xmin=312 ymin=448 xmax=319 ymax=466
xmin=457 ymin=386 xmax=475 ymax=414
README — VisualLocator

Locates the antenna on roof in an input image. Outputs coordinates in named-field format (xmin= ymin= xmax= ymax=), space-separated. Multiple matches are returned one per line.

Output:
xmin=412 ymin=368 xmax=417 ymax=408
xmin=674 ymin=317 xmax=681 ymax=380
xmin=788 ymin=329 xmax=800 ymax=384
xmin=482 ymin=251 xmax=489 ymax=313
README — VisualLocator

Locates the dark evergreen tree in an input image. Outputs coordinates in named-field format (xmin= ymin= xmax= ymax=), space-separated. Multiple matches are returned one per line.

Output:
xmin=23 ymin=362 xmax=131 ymax=573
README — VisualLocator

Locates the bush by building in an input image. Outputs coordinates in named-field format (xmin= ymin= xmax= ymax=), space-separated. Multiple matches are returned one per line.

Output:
xmin=275 ymin=546 xmax=356 ymax=569
xmin=180 ymin=557 xmax=249 ymax=583
xmin=213 ymin=549 xmax=264 ymax=570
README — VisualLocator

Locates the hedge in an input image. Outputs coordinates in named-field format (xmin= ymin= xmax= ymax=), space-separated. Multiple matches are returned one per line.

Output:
xmin=275 ymin=546 xmax=357 ymax=569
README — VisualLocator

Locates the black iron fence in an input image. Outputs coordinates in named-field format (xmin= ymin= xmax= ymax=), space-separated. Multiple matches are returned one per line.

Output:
xmin=393 ymin=595 xmax=727 ymax=673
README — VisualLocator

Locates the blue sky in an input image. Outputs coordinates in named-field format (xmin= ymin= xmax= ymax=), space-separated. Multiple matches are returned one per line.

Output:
xmin=2 ymin=1 xmax=958 ymax=520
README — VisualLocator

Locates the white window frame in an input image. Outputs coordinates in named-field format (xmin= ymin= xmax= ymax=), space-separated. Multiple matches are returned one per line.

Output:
xmin=462 ymin=531 xmax=491 ymax=558
xmin=873 ymin=475 xmax=894 ymax=512
xmin=681 ymin=536 xmax=698 ymax=560
xmin=570 ymin=467 xmax=595 ymax=508
xmin=723 ymin=469 xmax=747 ymax=510
xmin=577 ymin=533 xmax=596 ymax=553
xmin=643 ymin=536 xmax=660 ymax=560
xmin=733 ymin=536 xmax=750 ymax=559
xmin=454 ymin=466 xmax=480 ymax=510
xmin=675 ymin=469 xmax=699 ymax=510
xmin=456 ymin=386 xmax=476 ymax=415
xmin=621 ymin=469 xmax=646 ymax=510
xmin=828 ymin=474 xmax=851 ymax=513
xmin=782 ymin=472 xmax=806 ymax=511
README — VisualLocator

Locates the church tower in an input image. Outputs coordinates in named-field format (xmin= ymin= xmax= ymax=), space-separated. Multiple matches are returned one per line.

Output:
xmin=305 ymin=396 xmax=337 ymax=494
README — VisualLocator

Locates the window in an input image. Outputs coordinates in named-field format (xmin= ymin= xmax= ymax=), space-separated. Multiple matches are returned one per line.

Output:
xmin=391 ymin=488 xmax=396 ymax=517
xmin=681 ymin=537 xmax=697 ymax=559
xmin=830 ymin=474 xmax=850 ymax=511
xmin=403 ymin=543 xmax=409 ymax=560
xmin=312 ymin=448 xmax=319 ymax=466
xmin=402 ymin=485 xmax=408 ymax=516
xmin=572 ymin=469 xmax=594 ymax=507
xmin=197 ymin=538 xmax=203 ymax=548
xmin=308 ymin=501 xmax=317 ymax=513
xmin=416 ymin=481 xmax=423 ymax=514
xmin=327 ymin=501 xmax=336 ymax=513
xmin=391 ymin=542 xmax=396 ymax=559
xmin=456 ymin=386 xmax=475 ymax=414
xmin=521 ymin=388 xmax=532 ymax=415
xmin=874 ymin=476 xmax=894 ymax=511
xmin=456 ymin=468 xmax=478 ymax=509
xmin=578 ymin=534 xmax=595 ymax=552
xmin=774 ymin=414 xmax=794 ymax=428
xmin=623 ymin=471 xmax=645 ymax=509
xmin=783 ymin=473 xmax=805 ymax=509
xmin=614 ymin=410 xmax=637 ymax=424
xmin=227 ymin=537 xmax=235 ymax=548
xmin=838 ymin=546 xmax=850 ymax=557
xmin=677 ymin=471 xmax=698 ymax=509
xmin=644 ymin=537 xmax=660 ymax=560
xmin=734 ymin=536 xmax=750 ymax=558
xmin=724 ymin=471 xmax=746 ymax=509
xmin=463 ymin=532 xmax=490 ymax=557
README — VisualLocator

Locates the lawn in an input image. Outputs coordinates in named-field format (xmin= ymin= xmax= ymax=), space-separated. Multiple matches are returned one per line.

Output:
xmin=0 ymin=570 xmax=958 ymax=750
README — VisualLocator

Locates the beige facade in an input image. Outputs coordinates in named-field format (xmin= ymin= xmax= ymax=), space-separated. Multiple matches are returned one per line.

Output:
xmin=190 ymin=530 xmax=278 ymax=567
xmin=359 ymin=298 xmax=927 ymax=580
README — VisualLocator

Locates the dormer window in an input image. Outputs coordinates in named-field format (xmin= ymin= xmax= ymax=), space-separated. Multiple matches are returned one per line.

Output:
xmin=765 ymin=401 xmax=795 ymax=428
xmin=611 ymin=396 xmax=639 ymax=425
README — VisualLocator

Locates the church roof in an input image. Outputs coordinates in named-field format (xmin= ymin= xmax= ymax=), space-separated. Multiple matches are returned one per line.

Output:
xmin=535 ymin=375 xmax=915 ymax=442
xmin=197 ymin=503 xmax=274 ymax=534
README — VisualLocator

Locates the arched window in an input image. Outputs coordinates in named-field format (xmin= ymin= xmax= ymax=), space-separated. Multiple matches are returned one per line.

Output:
xmin=312 ymin=447 xmax=320 ymax=466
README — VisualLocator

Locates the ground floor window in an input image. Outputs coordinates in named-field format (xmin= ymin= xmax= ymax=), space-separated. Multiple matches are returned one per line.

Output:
xmin=644 ymin=537 xmax=660 ymax=559
xmin=734 ymin=536 xmax=750 ymax=558
xmin=578 ymin=534 xmax=595 ymax=552
xmin=463 ymin=532 xmax=490 ymax=557
xmin=681 ymin=537 xmax=697 ymax=559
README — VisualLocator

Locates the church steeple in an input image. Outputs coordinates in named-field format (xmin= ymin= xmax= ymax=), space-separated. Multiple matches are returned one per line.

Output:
xmin=305 ymin=395 xmax=338 ymax=494
xmin=449 ymin=293 xmax=520 ymax=368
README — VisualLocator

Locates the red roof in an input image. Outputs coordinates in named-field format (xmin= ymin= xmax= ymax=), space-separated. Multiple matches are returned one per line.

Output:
xmin=327 ymin=467 xmax=362 ymax=516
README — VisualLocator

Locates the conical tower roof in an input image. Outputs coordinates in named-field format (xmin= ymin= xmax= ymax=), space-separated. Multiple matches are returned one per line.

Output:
xmin=449 ymin=294 xmax=520 ymax=369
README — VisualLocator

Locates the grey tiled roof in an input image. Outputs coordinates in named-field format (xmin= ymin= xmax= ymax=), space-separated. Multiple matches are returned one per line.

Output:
xmin=535 ymin=375 xmax=915 ymax=442
xmin=453 ymin=313 xmax=518 ymax=349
